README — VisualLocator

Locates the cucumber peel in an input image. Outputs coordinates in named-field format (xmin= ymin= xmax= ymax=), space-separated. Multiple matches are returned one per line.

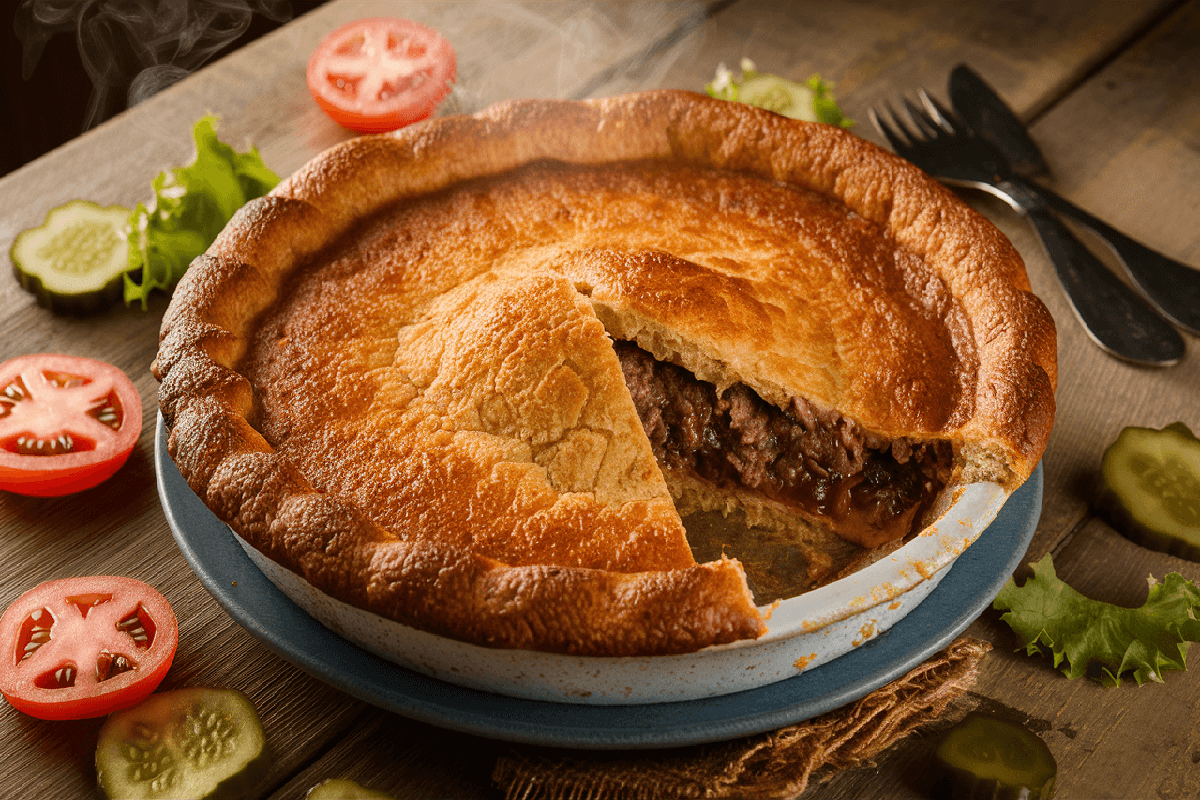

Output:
xmin=10 ymin=200 xmax=132 ymax=314
xmin=1100 ymin=422 xmax=1200 ymax=559
xmin=95 ymin=687 xmax=270 ymax=800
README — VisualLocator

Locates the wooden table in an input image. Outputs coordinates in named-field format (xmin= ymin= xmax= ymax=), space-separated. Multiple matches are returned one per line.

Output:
xmin=2 ymin=1 xmax=1198 ymax=797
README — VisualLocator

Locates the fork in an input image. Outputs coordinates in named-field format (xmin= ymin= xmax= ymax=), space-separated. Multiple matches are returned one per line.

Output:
xmin=870 ymin=92 xmax=1185 ymax=367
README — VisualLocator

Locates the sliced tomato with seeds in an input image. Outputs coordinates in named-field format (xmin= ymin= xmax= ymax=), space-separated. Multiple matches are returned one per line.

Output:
xmin=0 ymin=576 xmax=178 ymax=720
xmin=307 ymin=17 xmax=456 ymax=133
xmin=0 ymin=353 xmax=142 ymax=497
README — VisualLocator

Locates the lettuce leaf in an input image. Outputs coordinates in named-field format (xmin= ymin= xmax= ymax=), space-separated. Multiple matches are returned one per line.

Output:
xmin=124 ymin=115 xmax=279 ymax=307
xmin=807 ymin=75 xmax=853 ymax=128
xmin=994 ymin=553 xmax=1200 ymax=687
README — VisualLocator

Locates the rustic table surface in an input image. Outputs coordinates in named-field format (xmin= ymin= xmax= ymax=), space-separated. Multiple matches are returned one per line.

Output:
xmin=2 ymin=1 xmax=1199 ymax=798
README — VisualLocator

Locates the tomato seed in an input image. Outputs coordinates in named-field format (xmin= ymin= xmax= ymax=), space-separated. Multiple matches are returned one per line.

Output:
xmin=89 ymin=391 xmax=124 ymax=430
xmin=12 ymin=433 xmax=75 ymax=456
xmin=45 ymin=665 xmax=76 ymax=688
xmin=1 ymin=377 xmax=27 ymax=403
xmin=117 ymin=611 xmax=151 ymax=648
xmin=42 ymin=370 xmax=88 ymax=389
xmin=96 ymin=651 xmax=134 ymax=682
xmin=19 ymin=609 xmax=54 ymax=663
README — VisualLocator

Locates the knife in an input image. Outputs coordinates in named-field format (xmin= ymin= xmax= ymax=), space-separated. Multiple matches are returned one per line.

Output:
xmin=949 ymin=64 xmax=1200 ymax=336
xmin=949 ymin=66 xmax=1048 ymax=177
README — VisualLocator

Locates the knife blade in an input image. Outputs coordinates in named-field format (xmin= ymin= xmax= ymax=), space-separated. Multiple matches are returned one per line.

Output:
xmin=948 ymin=64 xmax=1048 ymax=176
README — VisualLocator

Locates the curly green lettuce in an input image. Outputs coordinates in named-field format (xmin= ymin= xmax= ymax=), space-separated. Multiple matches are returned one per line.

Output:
xmin=124 ymin=115 xmax=279 ymax=307
xmin=706 ymin=58 xmax=852 ymax=127
xmin=994 ymin=553 xmax=1200 ymax=687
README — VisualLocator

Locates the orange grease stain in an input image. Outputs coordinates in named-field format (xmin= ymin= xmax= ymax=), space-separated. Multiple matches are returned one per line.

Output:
xmin=852 ymin=619 xmax=877 ymax=647
xmin=793 ymin=653 xmax=818 ymax=671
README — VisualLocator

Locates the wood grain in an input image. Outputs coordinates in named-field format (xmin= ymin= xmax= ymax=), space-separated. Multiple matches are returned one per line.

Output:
xmin=268 ymin=711 xmax=502 ymax=800
xmin=1001 ymin=0 xmax=1200 ymax=566
xmin=1 ymin=1 xmax=1197 ymax=798
xmin=821 ymin=6 xmax=1200 ymax=795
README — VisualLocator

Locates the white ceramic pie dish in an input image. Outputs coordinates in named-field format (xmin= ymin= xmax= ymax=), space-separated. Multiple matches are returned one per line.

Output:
xmin=230 ymin=479 xmax=1008 ymax=705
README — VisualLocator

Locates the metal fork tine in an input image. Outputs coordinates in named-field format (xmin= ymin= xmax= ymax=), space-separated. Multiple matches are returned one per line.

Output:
xmin=919 ymin=90 xmax=960 ymax=134
xmin=871 ymin=83 xmax=1187 ymax=365
xmin=879 ymin=101 xmax=905 ymax=135
xmin=902 ymin=97 xmax=940 ymax=137
xmin=869 ymin=104 xmax=910 ymax=153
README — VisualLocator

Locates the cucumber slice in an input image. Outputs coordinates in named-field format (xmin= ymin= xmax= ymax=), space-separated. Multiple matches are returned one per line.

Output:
xmin=736 ymin=75 xmax=818 ymax=121
xmin=95 ymin=687 xmax=270 ymax=800
xmin=1100 ymin=422 xmax=1200 ymax=560
xmin=307 ymin=778 xmax=395 ymax=799
xmin=10 ymin=199 xmax=132 ymax=314
xmin=929 ymin=712 xmax=1057 ymax=800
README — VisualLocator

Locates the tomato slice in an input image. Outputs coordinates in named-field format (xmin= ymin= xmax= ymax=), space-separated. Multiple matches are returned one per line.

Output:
xmin=307 ymin=17 xmax=457 ymax=133
xmin=0 ymin=576 xmax=178 ymax=720
xmin=0 ymin=354 xmax=142 ymax=497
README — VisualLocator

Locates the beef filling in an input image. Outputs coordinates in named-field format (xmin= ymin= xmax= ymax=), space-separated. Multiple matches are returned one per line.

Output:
xmin=616 ymin=341 xmax=953 ymax=547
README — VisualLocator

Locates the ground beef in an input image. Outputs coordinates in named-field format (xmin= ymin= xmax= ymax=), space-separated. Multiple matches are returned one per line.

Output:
xmin=615 ymin=341 xmax=952 ymax=544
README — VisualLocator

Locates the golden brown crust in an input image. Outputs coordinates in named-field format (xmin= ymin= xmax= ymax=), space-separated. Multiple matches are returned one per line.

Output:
xmin=154 ymin=90 xmax=1055 ymax=656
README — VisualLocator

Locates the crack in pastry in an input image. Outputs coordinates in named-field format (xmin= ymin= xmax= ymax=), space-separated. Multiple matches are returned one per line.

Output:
xmin=154 ymin=91 xmax=1056 ymax=656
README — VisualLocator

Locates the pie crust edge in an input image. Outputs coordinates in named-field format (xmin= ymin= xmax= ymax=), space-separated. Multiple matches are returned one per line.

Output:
xmin=153 ymin=90 xmax=1056 ymax=656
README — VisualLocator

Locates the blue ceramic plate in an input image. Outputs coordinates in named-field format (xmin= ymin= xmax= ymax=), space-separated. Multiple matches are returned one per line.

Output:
xmin=156 ymin=415 xmax=1041 ymax=749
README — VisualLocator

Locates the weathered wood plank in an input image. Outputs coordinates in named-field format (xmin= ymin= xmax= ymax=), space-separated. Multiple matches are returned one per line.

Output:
xmin=0 ymin=4 xmax=716 ymax=798
xmin=977 ymin=521 xmax=1200 ymax=800
xmin=267 ymin=710 xmax=502 ymax=800
xmin=1 ymin=1 xmax=1195 ymax=798
xmin=588 ymin=0 xmax=1173 ymax=128
xmin=817 ymin=518 xmax=1200 ymax=799
xmin=822 ymin=9 xmax=1200 ymax=794
xmin=987 ymin=0 xmax=1200 ymax=565
xmin=266 ymin=2 xmax=1195 ymax=797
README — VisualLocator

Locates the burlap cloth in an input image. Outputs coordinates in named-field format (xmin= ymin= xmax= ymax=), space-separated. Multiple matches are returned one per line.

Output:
xmin=493 ymin=636 xmax=990 ymax=800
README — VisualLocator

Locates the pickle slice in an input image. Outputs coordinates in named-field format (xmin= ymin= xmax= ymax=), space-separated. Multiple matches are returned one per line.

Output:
xmin=1100 ymin=422 xmax=1200 ymax=560
xmin=95 ymin=687 xmax=269 ymax=800
xmin=735 ymin=75 xmax=819 ymax=121
xmin=10 ymin=199 xmax=132 ymax=314
xmin=930 ymin=712 xmax=1056 ymax=800
xmin=307 ymin=778 xmax=395 ymax=799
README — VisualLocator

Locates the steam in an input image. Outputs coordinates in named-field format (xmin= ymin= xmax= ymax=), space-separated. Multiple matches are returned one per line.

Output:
xmin=15 ymin=0 xmax=292 ymax=130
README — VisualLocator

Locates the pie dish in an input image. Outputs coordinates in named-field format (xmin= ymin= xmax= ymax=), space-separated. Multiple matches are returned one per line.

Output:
xmin=154 ymin=90 xmax=1056 ymax=662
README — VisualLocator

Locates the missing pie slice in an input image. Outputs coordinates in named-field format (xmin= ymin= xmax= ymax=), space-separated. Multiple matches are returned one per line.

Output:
xmin=154 ymin=90 xmax=1056 ymax=656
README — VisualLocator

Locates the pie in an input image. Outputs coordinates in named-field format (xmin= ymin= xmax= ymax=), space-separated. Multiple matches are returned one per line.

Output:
xmin=153 ymin=90 xmax=1056 ymax=657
